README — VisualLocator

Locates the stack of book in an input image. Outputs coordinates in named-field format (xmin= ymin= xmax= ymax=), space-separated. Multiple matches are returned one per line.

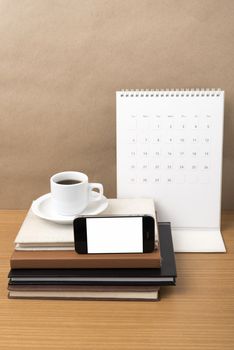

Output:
xmin=8 ymin=199 xmax=176 ymax=301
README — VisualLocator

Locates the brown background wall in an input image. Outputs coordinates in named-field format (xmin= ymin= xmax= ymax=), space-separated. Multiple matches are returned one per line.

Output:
xmin=0 ymin=0 xmax=233 ymax=209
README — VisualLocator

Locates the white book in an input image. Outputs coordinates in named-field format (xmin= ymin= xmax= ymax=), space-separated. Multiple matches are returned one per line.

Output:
xmin=15 ymin=198 xmax=158 ymax=251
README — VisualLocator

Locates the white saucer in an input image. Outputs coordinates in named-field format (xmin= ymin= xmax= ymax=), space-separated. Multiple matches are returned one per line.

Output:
xmin=32 ymin=192 xmax=108 ymax=224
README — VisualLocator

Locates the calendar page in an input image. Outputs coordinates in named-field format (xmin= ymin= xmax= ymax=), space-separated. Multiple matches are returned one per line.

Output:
xmin=116 ymin=90 xmax=224 ymax=230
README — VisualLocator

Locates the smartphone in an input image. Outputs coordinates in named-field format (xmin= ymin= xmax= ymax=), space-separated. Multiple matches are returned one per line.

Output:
xmin=73 ymin=215 xmax=155 ymax=254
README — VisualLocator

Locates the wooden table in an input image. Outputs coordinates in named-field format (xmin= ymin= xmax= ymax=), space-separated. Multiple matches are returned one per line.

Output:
xmin=0 ymin=210 xmax=234 ymax=350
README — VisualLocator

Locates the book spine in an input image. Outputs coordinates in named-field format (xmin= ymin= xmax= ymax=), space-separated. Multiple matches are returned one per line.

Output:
xmin=10 ymin=259 xmax=160 ymax=270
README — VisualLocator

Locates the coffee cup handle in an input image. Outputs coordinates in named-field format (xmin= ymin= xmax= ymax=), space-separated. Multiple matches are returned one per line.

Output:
xmin=88 ymin=183 xmax=104 ymax=202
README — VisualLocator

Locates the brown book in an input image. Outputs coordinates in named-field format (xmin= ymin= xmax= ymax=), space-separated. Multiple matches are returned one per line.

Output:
xmin=10 ymin=249 xmax=160 ymax=269
xmin=8 ymin=284 xmax=159 ymax=292
xmin=8 ymin=284 xmax=159 ymax=301
xmin=8 ymin=290 xmax=159 ymax=301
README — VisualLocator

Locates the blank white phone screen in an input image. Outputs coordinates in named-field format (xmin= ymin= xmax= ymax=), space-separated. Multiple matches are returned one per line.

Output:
xmin=86 ymin=217 xmax=143 ymax=253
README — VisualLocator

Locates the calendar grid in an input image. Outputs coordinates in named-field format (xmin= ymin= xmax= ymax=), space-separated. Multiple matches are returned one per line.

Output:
xmin=116 ymin=90 xmax=224 ymax=230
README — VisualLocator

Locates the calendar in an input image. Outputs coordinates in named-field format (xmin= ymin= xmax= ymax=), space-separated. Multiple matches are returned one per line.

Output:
xmin=116 ymin=89 xmax=226 ymax=252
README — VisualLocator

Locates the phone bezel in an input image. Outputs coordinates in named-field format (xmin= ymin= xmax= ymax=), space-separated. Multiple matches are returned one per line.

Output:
xmin=73 ymin=215 xmax=155 ymax=254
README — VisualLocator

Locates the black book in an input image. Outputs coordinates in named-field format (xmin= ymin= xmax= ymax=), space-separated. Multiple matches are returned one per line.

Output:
xmin=9 ymin=223 xmax=177 ymax=286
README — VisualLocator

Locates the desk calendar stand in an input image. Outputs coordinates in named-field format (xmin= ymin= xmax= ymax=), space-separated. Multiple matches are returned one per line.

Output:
xmin=116 ymin=89 xmax=226 ymax=252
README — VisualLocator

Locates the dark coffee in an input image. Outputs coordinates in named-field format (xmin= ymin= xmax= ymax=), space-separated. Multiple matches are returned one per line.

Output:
xmin=56 ymin=179 xmax=82 ymax=185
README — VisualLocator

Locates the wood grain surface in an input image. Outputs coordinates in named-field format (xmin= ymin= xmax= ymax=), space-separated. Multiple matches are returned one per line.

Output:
xmin=0 ymin=210 xmax=234 ymax=349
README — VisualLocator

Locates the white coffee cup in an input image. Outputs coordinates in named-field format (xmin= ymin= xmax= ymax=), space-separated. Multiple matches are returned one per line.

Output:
xmin=50 ymin=171 xmax=104 ymax=216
